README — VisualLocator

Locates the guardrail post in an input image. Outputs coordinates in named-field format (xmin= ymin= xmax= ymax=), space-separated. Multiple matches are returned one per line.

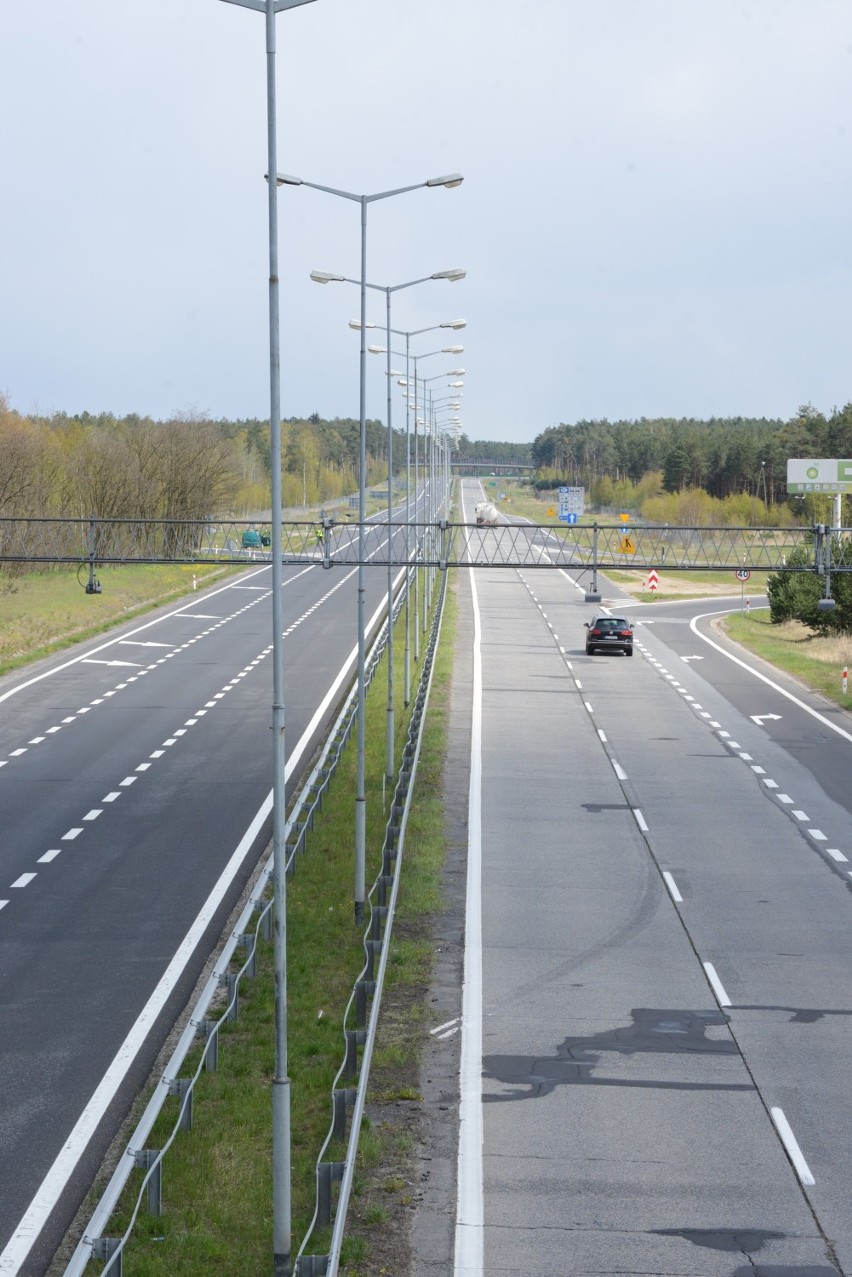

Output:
xmin=332 ymin=1087 xmax=358 ymax=1140
xmin=344 ymin=1029 xmax=366 ymax=1079
xmin=169 ymin=1078 xmax=193 ymax=1132
xmin=196 ymin=1019 xmax=218 ymax=1072
xmin=219 ymin=971 xmax=239 ymax=1021
xmin=316 ymin=1161 xmax=345 ymax=1226
xmin=355 ymin=979 xmax=375 ymax=1027
xmin=133 ymin=1149 xmax=163 ymax=1216
xmin=239 ymin=932 xmax=257 ymax=979
xmin=92 ymin=1237 xmax=123 ymax=1273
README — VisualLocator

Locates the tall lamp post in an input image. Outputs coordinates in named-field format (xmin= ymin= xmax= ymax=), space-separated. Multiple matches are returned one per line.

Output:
xmin=311 ymin=268 xmax=465 ymax=780
xmin=219 ymin=3 xmax=316 ymax=1275
xmin=279 ymin=171 xmax=463 ymax=922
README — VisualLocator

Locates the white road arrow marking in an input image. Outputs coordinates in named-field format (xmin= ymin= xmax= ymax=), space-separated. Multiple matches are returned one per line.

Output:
xmin=119 ymin=640 xmax=174 ymax=649
xmin=750 ymin=714 xmax=782 ymax=725
xmin=82 ymin=658 xmax=143 ymax=668
xmin=681 ymin=655 xmax=704 ymax=662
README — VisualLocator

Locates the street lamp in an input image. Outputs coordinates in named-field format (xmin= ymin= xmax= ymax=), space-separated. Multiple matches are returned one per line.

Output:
xmin=283 ymin=170 xmax=463 ymax=921
xmin=219 ymin=3 xmax=316 ymax=1275
xmin=356 ymin=321 xmax=467 ymax=698
xmin=311 ymin=267 xmax=465 ymax=780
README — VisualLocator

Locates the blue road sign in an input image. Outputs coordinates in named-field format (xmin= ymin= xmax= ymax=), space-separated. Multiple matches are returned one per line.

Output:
xmin=560 ymin=512 xmax=578 ymax=525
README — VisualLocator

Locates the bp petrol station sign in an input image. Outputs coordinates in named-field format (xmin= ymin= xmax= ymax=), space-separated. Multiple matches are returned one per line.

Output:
xmin=558 ymin=486 xmax=584 ymax=524
xmin=787 ymin=459 xmax=852 ymax=493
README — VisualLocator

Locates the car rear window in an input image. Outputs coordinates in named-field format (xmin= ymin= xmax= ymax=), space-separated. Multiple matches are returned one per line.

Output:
xmin=596 ymin=618 xmax=629 ymax=629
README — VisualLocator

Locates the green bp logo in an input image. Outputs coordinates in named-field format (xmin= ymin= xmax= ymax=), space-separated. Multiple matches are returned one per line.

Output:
xmin=806 ymin=466 xmax=819 ymax=479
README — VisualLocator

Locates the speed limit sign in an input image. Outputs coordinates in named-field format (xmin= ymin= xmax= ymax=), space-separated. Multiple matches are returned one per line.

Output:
xmin=736 ymin=569 xmax=751 ymax=581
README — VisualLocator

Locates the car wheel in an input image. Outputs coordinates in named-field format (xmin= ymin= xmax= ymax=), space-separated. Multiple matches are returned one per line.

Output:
xmin=585 ymin=645 xmax=594 ymax=655
xmin=626 ymin=647 xmax=633 ymax=657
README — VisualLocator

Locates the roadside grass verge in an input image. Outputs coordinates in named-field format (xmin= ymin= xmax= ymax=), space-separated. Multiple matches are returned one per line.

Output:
xmin=723 ymin=611 xmax=852 ymax=711
xmin=604 ymin=568 xmax=771 ymax=602
xmin=89 ymin=569 xmax=453 ymax=1276
xmin=0 ymin=564 xmax=239 ymax=677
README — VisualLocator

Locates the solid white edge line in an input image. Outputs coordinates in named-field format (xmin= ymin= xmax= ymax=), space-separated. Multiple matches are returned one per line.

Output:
xmin=662 ymin=871 xmax=683 ymax=903
xmin=770 ymin=1107 xmax=816 ymax=1186
xmin=0 ymin=575 xmax=396 ymax=1275
xmin=703 ymin=961 xmax=732 ymax=1007
xmin=455 ymin=505 xmax=484 ymax=1277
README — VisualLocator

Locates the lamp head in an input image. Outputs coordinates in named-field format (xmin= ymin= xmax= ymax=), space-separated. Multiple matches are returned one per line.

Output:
xmin=440 ymin=319 xmax=467 ymax=330
xmin=275 ymin=172 xmax=303 ymax=185
xmin=425 ymin=173 xmax=464 ymax=188
xmin=349 ymin=320 xmax=378 ymax=330
xmin=431 ymin=268 xmax=466 ymax=282
xmin=311 ymin=270 xmax=345 ymax=284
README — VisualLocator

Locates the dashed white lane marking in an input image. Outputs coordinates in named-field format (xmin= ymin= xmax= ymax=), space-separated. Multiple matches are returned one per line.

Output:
xmin=778 ymin=794 xmax=793 ymax=804
xmin=29 ymin=737 xmax=46 ymax=745
xmin=662 ymin=871 xmax=683 ymax=903
xmin=612 ymin=761 xmax=628 ymax=781
xmin=102 ymin=792 xmax=121 ymax=803
xmin=770 ymin=1108 xmax=816 ymax=1186
xmin=82 ymin=810 xmax=102 ymax=821
xmin=10 ymin=749 xmax=26 ymax=757
xmin=584 ymin=701 xmax=594 ymax=714
xmin=763 ymin=779 xmax=778 ymax=789
xmin=703 ymin=962 xmax=732 ymax=1007
xmin=792 ymin=810 xmax=809 ymax=822
xmin=38 ymin=850 xmax=61 ymax=864
xmin=827 ymin=849 xmax=848 ymax=863
xmin=119 ymin=776 xmax=137 ymax=787
xmin=0 ymin=901 xmax=8 ymax=911
xmin=810 ymin=830 xmax=827 ymax=841
xmin=633 ymin=809 xmax=649 ymax=833
xmin=597 ymin=729 xmax=607 ymax=742
xmin=11 ymin=873 xmax=36 ymax=889
xmin=751 ymin=765 xmax=766 ymax=775
xmin=62 ymin=829 xmax=83 ymax=841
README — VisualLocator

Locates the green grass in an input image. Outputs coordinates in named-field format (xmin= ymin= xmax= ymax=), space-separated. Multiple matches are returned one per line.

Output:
xmin=85 ymin=568 xmax=454 ymax=1275
xmin=723 ymin=610 xmax=852 ymax=710
xmin=0 ymin=563 xmax=239 ymax=676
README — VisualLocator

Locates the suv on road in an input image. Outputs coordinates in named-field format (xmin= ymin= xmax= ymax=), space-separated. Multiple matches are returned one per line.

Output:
xmin=584 ymin=615 xmax=634 ymax=656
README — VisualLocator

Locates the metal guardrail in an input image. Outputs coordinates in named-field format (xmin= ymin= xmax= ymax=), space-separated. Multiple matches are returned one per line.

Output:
xmin=62 ymin=574 xmax=409 ymax=1276
xmin=296 ymin=569 xmax=446 ymax=1277
xmin=1 ymin=516 xmax=849 ymax=573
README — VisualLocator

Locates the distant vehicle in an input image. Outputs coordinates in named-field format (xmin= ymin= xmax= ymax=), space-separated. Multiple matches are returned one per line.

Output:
xmin=241 ymin=529 xmax=263 ymax=549
xmin=474 ymin=501 xmax=501 ymax=526
xmin=584 ymin=615 xmax=633 ymax=656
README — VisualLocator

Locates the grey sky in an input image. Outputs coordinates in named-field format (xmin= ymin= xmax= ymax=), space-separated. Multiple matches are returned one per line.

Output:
xmin=2 ymin=1 xmax=851 ymax=444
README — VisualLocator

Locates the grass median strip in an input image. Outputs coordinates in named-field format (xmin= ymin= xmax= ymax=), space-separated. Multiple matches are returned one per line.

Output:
xmin=723 ymin=611 xmax=852 ymax=710
xmin=88 ymin=573 xmax=454 ymax=1275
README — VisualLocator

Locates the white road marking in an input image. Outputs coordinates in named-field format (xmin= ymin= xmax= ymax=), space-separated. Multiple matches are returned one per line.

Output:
xmin=809 ymin=830 xmax=827 ymax=841
xmin=703 ymin=962 xmax=732 ymax=1007
xmin=633 ymin=809 xmax=649 ymax=832
xmin=119 ymin=777 xmax=137 ymax=787
xmin=431 ymin=1018 xmax=460 ymax=1036
xmin=597 ymin=729 xmax=607 ymax=742
xmin=751 ymin=765 xmax=766 ymax=775
xmin=770 ymin=1108 xmax=815 ymax=1186
xmin=0 ymin=901 xmax=7 ymax=912
xmin=119 ymin=640 xmax=174 ymax=648
xmin=584 ymin=701 xmax=594 ymax=714
xmin=37 ymin=850 xmax=61 ymax=864
xmin=792 ymin=810 xmax=809 ymax=822
xmin=778 ymin=794 xmax=793 ymax=804
xmin=455 ymin=518 xmax=484 ymax=1277
xmin=827 ymin=848 xmax=848 ymax=862
xmin=102 ymin=793 xmax=121 ymax=803
xmin=10 ymin=749 xmax=26 ymax=757
xmin=612 ymin=761 xmax=628 ymax=781
xmin=82 ymin=659 xmax=142 ymax=669
xmin=662 ymin=872 xmax=683 ymax=902
xmin=62 ymin=829 xmax=83 ymax=841
xmin=763 ymin=779 xmax=778 ymax=789
xmin=11 ymin=874 xmax=36 ymax=889
xmin=82 ymin=810 xmax=102 ymax=821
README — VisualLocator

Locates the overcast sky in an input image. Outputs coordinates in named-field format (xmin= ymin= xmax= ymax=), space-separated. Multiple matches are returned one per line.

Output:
xmin=3 ymin=1 xmax=851 ymax=444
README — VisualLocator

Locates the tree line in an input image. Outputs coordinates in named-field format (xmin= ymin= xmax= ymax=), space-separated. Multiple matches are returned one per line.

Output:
xmin=530 ymin=404 xmax=852 ymax=525
xmin=0 ymin=397 xmax=405 ymax=522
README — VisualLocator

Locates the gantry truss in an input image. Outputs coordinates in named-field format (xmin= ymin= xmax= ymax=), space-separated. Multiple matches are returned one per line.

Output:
xmin=0 ymin=517 xmax=848 ymax=575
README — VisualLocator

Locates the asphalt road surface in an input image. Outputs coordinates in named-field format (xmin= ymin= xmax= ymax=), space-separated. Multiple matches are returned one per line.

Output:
xmin=0 ymin=501 xmax=419 ymax=1275
xmin=443 ymin=479 xmax=852 ymax=1277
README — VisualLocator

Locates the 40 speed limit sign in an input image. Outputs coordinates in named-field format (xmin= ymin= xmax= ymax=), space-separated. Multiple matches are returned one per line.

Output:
xmin=735 ymin=569 xmax=751 ymax=581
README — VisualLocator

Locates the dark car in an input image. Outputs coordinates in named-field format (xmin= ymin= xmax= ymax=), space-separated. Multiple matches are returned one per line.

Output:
xmin=585 ymin=615 xmax=633 ymax=656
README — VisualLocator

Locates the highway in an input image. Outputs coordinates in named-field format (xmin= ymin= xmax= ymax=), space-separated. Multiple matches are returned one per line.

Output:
xmin=0 ymin=498 xmax=422 ymax=1275
xmin=436 ymin=479 xmax=852 ymax=1276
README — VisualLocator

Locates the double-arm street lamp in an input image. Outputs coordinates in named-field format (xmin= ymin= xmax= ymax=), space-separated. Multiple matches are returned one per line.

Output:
xmin=279 ymin=171 xmax=463 ymax=924
xmin=311 ymin=268 xmax=465 ymax=780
